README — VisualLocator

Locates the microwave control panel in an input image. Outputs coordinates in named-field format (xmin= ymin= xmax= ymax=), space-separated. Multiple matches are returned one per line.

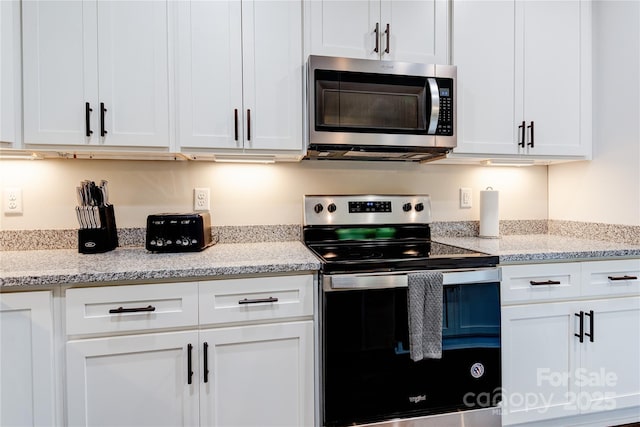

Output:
xmin=435 ymin=78 xmax=454 ymax=136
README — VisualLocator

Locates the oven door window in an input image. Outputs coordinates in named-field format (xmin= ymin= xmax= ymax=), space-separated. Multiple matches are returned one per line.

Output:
xmin=323 ymin=283 xmax=501 ymax=426
xmin=314 ymin=70 xmax=429 ymax=134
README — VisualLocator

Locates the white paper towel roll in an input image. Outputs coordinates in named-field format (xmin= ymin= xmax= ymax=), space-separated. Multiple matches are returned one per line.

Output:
xmin=479 ymin=188 xmax=499 ymax=238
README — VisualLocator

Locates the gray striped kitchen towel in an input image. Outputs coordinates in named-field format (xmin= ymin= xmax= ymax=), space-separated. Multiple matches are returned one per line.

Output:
xmin=407 ymin=271 xmax=443 ymax=361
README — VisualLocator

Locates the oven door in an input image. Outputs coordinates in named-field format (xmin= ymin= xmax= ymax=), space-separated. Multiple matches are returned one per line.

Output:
xmin=321 ymin=269 xmax=501 ymax=427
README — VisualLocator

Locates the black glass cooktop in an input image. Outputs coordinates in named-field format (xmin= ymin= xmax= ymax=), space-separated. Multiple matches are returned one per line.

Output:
xmin=306 ymin=240 xmax=498 ymax=274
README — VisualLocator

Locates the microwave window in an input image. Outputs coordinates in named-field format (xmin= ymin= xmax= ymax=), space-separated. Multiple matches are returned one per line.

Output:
xmin=322 ymin=90 xmax=419 ymax=129
xmin=315 ymin=70 xmax=429 ymax=133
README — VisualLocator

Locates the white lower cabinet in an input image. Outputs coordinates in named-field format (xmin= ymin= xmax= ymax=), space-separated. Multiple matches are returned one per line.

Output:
xmin=64 ymin=275 xmax=315 ymax=427
xmin=199 ymin=322 xmax=314 ymax=427
xmin=501 ymin=260 xmax=640 ymax=426
xmin=0 ymin=291 xmax=57 ymax=427
xmin=66 ymin=331 xmax=200 ymax=427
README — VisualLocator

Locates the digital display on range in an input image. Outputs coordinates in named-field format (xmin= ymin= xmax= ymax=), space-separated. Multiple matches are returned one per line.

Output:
xmin=348 ymin=201 xmax=392 ymax=213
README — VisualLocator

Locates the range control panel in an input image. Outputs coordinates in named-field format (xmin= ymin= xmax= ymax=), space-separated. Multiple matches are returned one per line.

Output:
xmin=304 ymin=195 xmax=432 ymax=226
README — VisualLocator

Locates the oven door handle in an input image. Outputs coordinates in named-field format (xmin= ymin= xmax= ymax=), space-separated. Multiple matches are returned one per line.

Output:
xmin=326 ymin=268 xmax=501 ymax=291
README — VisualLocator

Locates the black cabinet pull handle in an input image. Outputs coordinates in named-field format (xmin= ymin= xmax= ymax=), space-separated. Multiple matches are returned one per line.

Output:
xmin=108 ymin=305 xmax=156 ymax=314
xmin=187 ymin=343 xmax=193 ymax=385
xmin=203 ymin=342 xmax=209 ymax=383
xmin=247 ymin=109 xmax=251 ymax=141
xmin=518 ymin=121 xmax=525 ymax=147
xmin=100 ymin=102 xmax=108 ymax=137
xmin=85 ymin=102 xmax=93 ymax=137
xmin=575 ymin=311 xmax=584 ymax=343
xmin=374 ymin=23 xmax=379 ymax=53
xmin=238 ymin=297 xmax=278 ymax=305
xmin=529 ymin=280 xmax=561 ymax=286
xmin=585 ymin=310 xmax=594 ymax=342
xmin=234 ymin=109 xmax=239 ymax=141
xmin=527 ymin=121 xmax=535 ymax=147
xmin=608 ymin=275 xmax=638 ymax=281
xmin=384 ymin=23 xmax=390 ymax=54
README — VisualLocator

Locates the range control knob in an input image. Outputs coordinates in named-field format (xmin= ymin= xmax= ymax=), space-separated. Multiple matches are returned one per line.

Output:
xmin=402 ymin=203 xmax=412 ymax=212
xmin=314 ymin=203 xmax=324 ymax=213
xmin=327 ymin=203 xmax=337 ymax=213
xmin=415 ymin=203 xmax=425 ymax=212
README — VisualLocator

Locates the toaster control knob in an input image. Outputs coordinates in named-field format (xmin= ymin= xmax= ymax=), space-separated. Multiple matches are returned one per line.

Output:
xmin=181 ymin=238 xmax=190 ymax=246
xmin=314 ymin=203 xmax=323 ymax=213
xmin=415 ymin=203 xmax=425 ymax=212
xmin=327 ymin=203 xmax=337 ymax=213
xmin=155 ymin=239 xmax=164 ymax=247
xmin=403 ymin=203 xmax=412 ymax=212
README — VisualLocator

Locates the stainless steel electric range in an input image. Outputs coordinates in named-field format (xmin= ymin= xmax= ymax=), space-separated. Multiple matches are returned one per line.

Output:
xmin=303 ymin=195 xmax=502 ymax=427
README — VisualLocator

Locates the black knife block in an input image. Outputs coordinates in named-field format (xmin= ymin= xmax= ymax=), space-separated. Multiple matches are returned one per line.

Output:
xmin=78 ymin=205 xmax=119 ymax=254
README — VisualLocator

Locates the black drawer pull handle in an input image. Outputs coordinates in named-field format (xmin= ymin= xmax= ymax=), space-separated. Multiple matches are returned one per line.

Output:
xmin=574 ymin=311 xmax=584 ymax=343
xmin=203 ymin=342 xmax=209 ymax=383
xmin=100 ymin=102 xmax=108 ymax=137
xmin=187 ymin=343 xmax=193 ymax=385
xmin=238 ymin=297 xmax=278 ymax=305
xmin=85 ymin=102 xmax=93 ymax=137
xmin=608 ymin=275 xmax=638 ymax=281
xmin=108 ymin=305 xmax=156 ymax=314
xmin=530 ymin=280 xmax=562 ymax=286
xmin=584 ymin=310 xmax=594 ymax=343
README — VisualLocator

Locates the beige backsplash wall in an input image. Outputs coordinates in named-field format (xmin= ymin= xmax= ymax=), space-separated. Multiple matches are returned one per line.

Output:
xmin=0 ymin=159 xmax=548 ymax=230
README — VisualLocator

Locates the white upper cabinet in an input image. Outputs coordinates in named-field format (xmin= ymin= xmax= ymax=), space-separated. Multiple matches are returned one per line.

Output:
xmin=1 ymin=0 xmax=21 ymax=147
xmin=308 ymin=0 xmax=449 ymax=64
xmin=452 ymin=0 xmax=591 ymax=159
xmin=22 ymin=0 xmax=171 ymax=149
xmin=176 ymin=0 xmax=303 ymax=154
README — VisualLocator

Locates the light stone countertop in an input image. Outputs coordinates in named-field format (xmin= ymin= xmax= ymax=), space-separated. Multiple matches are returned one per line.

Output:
xmin=3 ymin=235 xmax=640 ymax=289
xmin=434 ymin=234 xmax=640 ymax=263
xmin=0 ymin=241 xmax=321 ymax=288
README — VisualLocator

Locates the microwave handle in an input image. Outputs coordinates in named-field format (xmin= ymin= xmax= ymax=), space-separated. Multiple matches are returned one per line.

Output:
xmin=427 ymin=78 xmax=440 ymax=134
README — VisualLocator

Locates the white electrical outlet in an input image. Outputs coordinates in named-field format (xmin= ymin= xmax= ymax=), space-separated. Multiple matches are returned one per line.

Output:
xmin=194 ymin=188 xmax=210 ymax=211
xmin=3 ymin=187 xmax=23 ymax=215
xmin=460 ymin=188 xmax=472 ymax=208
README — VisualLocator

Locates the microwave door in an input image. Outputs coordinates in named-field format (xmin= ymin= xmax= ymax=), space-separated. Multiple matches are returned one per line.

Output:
xmin=427 ymin=78 xmax=440 ymax=135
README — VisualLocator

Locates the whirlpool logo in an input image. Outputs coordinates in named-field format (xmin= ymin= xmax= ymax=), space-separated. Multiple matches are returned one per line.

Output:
xmin=409 ymin=395 xmax=427 ymax=404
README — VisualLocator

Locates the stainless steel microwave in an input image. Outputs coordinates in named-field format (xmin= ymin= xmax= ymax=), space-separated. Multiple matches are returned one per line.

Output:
xmin=306 ymin=55 xmax=456 ymax=162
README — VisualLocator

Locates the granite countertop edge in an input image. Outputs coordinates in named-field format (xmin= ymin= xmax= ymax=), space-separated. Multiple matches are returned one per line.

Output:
xmin=3 ymin=236 xmax=640 ymax=289
xmin=434 ymin=235 xmax=640 ymax=265
xmin=1 ymin=241 xmax=322 ymax=289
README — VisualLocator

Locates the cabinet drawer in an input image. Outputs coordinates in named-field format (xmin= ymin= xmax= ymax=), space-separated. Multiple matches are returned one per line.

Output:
xmin=501 ymin=263 xmax=581 ymax=304
xmin=66 ymin=282 xmax=198 ymax=336
xmin=581 ymin=259 xmax=640 ymax=298
xmin=199 ymin=275 xmax=314 ymax=325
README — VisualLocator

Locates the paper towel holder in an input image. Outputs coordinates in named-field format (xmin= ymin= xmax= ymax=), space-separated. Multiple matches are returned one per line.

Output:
xmin=479 ymin=187 xmax=500 ymax=239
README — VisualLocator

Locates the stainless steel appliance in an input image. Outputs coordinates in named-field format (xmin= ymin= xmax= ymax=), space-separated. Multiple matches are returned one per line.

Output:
xmin=303 ymin=195 xmax=501 ymax=427
xmin=306 ymin=56 xmax=456 ymax=162
xmin=146 ymin=212 xmax=214 ymax=252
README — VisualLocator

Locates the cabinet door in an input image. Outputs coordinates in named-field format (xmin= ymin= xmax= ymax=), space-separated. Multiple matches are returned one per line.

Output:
xmin=516 ymin=0 xmax=590 ymax=157
xmin=381 ymin=0 xmax=448 ymax=64
xmin=308 ymin=0 xmax=380 ymax=60
xmin=501 ymin=302 xmax=580 ymax=425
xmin=451 ymin=0 xmax=518 ymax=156
xmin=22 ymin=0 xmax=99 ymax=146
xmin=96 ymin=0 xmax=170 ymax=148
xmin=0 ymin=291 xmax=56 ymax=427
xmin=1 ymin=0 xmax=21 ymax=147
xmin=580 ymin=297 xmax=640 ymax=413
xmin=242 ymin=0 xmax=304 ymax=152
xmin=66 ymin=331 xmax=199 ymax=426
xmin=176 ymin=0 xmax=243 ymax=150
xmin=200 ymin=321 xmax=314 ymax=427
